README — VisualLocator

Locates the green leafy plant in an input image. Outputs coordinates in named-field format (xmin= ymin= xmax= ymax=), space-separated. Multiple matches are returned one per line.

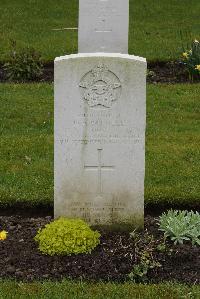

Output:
xmin=158 ymin=210 xmax=200 ymax=246
xmin=128 ymin=250 xmax=161 ymax=282
xmin=34 ymin=218 xmax=101 ymax=256
xmin=181 ymin=39 xmax=200 ymax=81
xmin=128 ymin=232 xmax=162 ymax=282
xmin=3 ymin=40 xmax=43 ymax=82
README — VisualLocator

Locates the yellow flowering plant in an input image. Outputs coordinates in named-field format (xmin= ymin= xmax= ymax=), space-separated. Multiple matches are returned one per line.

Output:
xmin=182 ymin=52 xmax=189 ymax=59
xmin=182 ymin=39 xmax=200 ymax=81
xmin=0 ymin=230 xmax=8 ymax=241
xmin=195 ymin=65 xmax=200 ymax=72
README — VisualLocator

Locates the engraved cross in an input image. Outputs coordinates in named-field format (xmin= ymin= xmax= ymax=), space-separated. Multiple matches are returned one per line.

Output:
xmin=95 ymin=20 xmax=112 ymax=33
xmin=95 ymin=1 xmax=112 ymax=34
xmin=84 ymin=149 xmax=114 ymax=194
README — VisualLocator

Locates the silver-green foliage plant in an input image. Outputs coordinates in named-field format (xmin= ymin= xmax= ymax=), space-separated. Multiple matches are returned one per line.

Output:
xmin=182 ymin=39 xmax=200 ymax=81
xmin=158 ymin=210 xmax=200 ymax=246
xmin=34 ymin=218 xmax=101 ymax=256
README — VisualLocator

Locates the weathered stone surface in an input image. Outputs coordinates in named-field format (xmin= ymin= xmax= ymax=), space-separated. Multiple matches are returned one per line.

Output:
xmin=54 ymin=53 xmax=146 ymax=230
xmin=78 ymin=0 xmax=129 ymax=53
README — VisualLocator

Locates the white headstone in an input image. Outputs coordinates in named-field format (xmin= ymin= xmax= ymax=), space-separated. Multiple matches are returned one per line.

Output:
xmin=78 ymin=0 xmax=129 ymax=53
xmin=54 ymin=53 xmax=146 ymax=230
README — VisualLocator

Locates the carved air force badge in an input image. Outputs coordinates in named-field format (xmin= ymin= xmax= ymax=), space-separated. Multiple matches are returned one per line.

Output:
xmin=79 ymin=64 xmax=121 ymax=108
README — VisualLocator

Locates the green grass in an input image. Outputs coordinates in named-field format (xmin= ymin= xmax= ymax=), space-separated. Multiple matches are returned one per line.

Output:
xmin=146 ymin=84 xmax=200 ymax=205
xmin=0 ymin=84 xmax=53 ymax=206
xmin=0 ymin=83 xmax=199 ymax=207
xmin=0 ymin=0 xmax=199 ymax=62
xmin=0 ymin=281 xmax=200 ymax=299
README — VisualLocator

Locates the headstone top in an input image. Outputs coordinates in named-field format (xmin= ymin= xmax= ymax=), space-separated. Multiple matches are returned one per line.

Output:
xmin=78 ymin=0 xmax=129 ymax=54
xmin=55 ymin=53 xmax=146 ymax=63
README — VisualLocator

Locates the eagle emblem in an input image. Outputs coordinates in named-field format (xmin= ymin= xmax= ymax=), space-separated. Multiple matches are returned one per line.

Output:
xmin=79 ymin=64 xmax=121 ymax=108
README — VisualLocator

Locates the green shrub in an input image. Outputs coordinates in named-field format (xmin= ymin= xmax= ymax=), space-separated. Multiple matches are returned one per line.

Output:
xmin=158 ymin=210 xmax=200 ymax=245
xmin=34 ymin=218 xmax=101 ymax=256
xmin=182 ymin=40 xmax=200 ymax=81
xmin=3 ymin=40 xmax=43 ymax=82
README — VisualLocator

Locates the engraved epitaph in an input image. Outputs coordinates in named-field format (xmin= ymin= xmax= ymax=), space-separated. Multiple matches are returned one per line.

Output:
xmin=78 ymin=0 xmax=129 ymax=53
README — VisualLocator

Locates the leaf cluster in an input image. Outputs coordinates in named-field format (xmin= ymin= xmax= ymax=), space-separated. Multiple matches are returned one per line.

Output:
xmin=158 ymin=210 xmax=200 ymax=246
xmin=34 ymin=218 xmax=101 ymax=256
xmin=128 ymin=231 xmax=163 ymax=282
xmin=3 ymin=40 xmax=43 ymax=82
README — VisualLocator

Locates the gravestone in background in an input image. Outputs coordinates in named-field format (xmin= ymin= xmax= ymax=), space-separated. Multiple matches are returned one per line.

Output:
xmin=78 ymin=0 xmax=129 ymax=53
xmin=54 ymin=0 xmax=146 ymax=230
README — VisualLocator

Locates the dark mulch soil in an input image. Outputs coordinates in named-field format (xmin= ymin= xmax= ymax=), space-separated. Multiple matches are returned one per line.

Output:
xmin=0 ymin=61 xmax=195 ymax=84
xmin=0 ymin=215 xmax=199 ymax=284
xmin=1 ymin=203 xmax=200 ymax=218
xmin=147 ymin=61 xmax=189 ymax=84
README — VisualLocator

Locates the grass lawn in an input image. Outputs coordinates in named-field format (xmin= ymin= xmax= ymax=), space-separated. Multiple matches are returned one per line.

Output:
xmin=146 ymin=83 xmax=200 ymax=206
xmin=0 ymin=84 xmax=53 ymax=206
xmin=0 ymin=83 xmax=199 ymax=208
xmin=0 ymin=0 xmax=199 ymax=62
xmin=0 ymin=281 xmax=200 ymax=299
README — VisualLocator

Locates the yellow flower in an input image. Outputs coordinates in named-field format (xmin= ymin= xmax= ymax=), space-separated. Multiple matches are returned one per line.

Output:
xmin=182 ymin=52 xmax=189 ymax=59
xmin=0 ymin=230 xmax=7 ymax=240
xmin=195 ymin=65 xmax=200 ymax=72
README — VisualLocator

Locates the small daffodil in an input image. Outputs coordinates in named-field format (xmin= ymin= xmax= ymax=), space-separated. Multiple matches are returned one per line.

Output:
xmin=0 ymin=230 xmax=8 ymax=241
xmin=182 ymin=52 xmax=189 ymax=59
xmin=195 ymin=65 xmax=200 ymax=72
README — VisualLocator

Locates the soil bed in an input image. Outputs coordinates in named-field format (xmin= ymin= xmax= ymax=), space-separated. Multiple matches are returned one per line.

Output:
xmin=0 ymin=61 xmax=194 ymax=84
xmin=0 ymin=215 xmax=199 ymax=284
